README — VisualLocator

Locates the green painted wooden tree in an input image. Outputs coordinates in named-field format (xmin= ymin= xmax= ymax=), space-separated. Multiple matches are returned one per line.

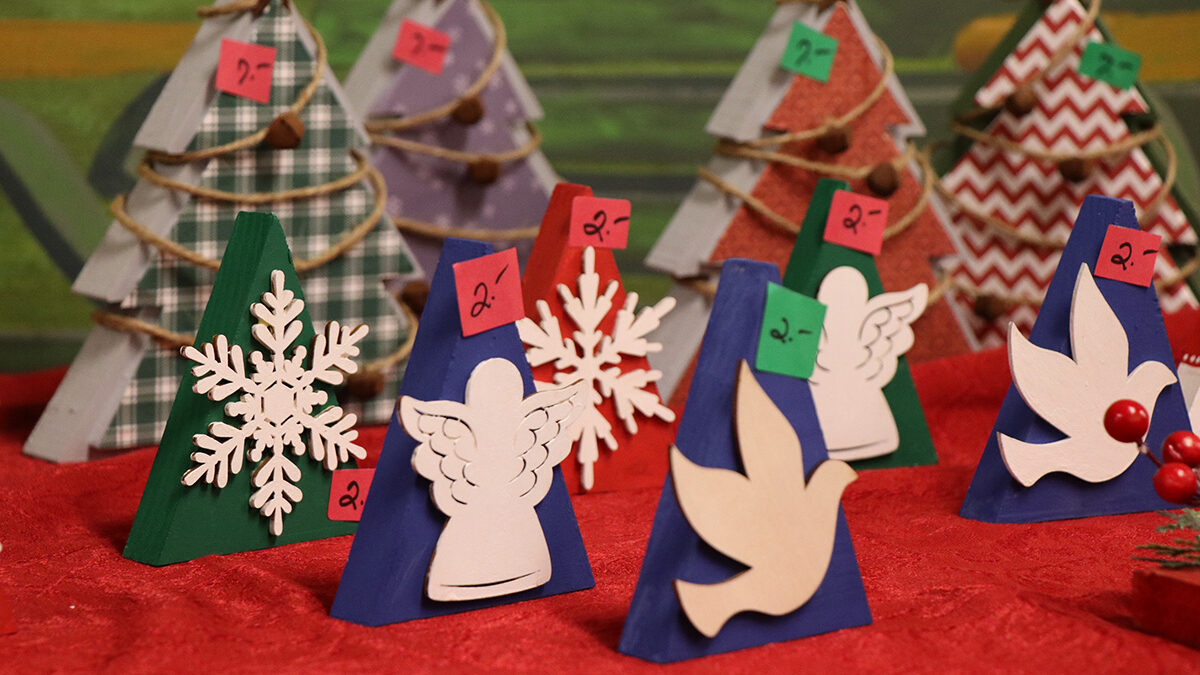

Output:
xmin=783 ymin=178 xmax=936 ymax=470
xmin=125 ymin=212 xmax=359 ymax=566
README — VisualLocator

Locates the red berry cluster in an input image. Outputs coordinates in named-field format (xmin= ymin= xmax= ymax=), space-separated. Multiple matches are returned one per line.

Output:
xmin=1104 ymin=400 xmax=1200 ymax=505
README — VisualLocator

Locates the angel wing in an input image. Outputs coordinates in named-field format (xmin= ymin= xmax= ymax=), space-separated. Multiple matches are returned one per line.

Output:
xmin=399 ymin=397 xmax=478 ymax=518
xmin=509 ymin=380 xmax=586 ymax=506
xmin=855 ymin=283 xmax=928 ymax=386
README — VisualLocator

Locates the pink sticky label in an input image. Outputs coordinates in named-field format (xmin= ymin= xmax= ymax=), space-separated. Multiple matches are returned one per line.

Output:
xmin=823 ymin=190 xmax=889 ymax=256
xmin=328 ymin=468 xmax=375 ymax=522
xmin=393 ymin=19 xmax=451 ymax=75
xmin=453 ymin=248 xmax=524 ymax=337
xmin=215 ymin=39 xmax=276 ymax=104
xmin=567 ymin=196 xmax=631 ymax=250
xmin=1094 ymin=224 xmax=1161 ymax=287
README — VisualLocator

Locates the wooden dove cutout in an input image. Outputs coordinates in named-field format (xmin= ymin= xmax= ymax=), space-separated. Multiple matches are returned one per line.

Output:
xmin=1000 ymin=263 xmax=1177 ymax=487
xmin=670 ymin=360 xmax=857 ymax=638
xmin=400 ymin=358 xmax=586 ymax=602
xmin=810 ymin=266 xmax=928 ymax=461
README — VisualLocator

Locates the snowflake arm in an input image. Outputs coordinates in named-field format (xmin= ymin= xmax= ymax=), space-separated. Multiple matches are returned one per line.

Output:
xmin=249 ymin=452 xmax=303 ymax=537
xmin=309 ymin=321 xmax=369 ymax=386
xmin=518 ymin=300 xmax=583 ymax=372
xmin=250 ymin=271 xmax=305 ymax=357
xmin=182 ymin=421 xmax=251 ymax=488
xmin=183 ymin=335 xmax=250 ymax=401
xmin=610 ymin=292 xmax=677 ymax=359
xmin=305 ymin=407 xmax=366 ymax=471
xmin=599 ymin=367 xmax=677 ymax=434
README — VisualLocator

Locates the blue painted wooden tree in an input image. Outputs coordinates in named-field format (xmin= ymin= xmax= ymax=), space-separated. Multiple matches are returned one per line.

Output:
xmin=619 ymin=259 xmax=871 ymax=663
xmin=960 ymin=195 xmax=1191 ymax=523
xmin=331 ymin=237 xmax=593 ymax=626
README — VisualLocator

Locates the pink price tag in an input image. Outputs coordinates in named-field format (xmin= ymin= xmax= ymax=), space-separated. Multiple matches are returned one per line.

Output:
xmin=1094 ymin=224 xmax=1161 ymax=287
xmin=453 ymin=248 xmax=524 ymax=337
xmin=393 ymin=19 xmax=451 ymax=75
xmin=823 ymin=190 xmax=889 ymax=256
xmin=567 ymin=196 xmax=631 ymax=250
xmin=215 ymin=39 xmax=276 ymax=104
xmin=328 ymin=468 xmax=375 ymax=522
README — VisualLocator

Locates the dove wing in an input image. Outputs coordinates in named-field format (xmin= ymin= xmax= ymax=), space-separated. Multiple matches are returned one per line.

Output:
xmin=399 ymin=397 xmax=478 ymax=517
xmin=1006 ymin=322 xmax=1086 ymax=435
xmin=734 ymin=361 xmax=807 ymax=483
xmin=510 ymin=380 xmax=586 ymax=505
xmin=670 ymin=446 xmax=762 ymax=567
xmin=857 ymin=284 xmax=928 ymax=386
xmin=1068 ymin=264 xmax=1128 ymax=390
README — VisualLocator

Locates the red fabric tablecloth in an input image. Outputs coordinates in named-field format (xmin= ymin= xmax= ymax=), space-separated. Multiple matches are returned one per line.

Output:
xmin=3 ymin=330 xmax=1200 ymax=671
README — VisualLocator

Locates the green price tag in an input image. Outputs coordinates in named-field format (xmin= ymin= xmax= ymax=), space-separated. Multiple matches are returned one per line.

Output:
xmin=1079 ymin=41 xmax=1141 ymax=91
xmin=780 ymin=21 xmax=839 ymax=83
xmin=755 ymin=283 xmax=826 ymax=380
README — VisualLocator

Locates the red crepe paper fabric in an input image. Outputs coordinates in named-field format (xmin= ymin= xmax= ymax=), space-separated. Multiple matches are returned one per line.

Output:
xmin=3 ymin=328 xmax=1200 ymax=670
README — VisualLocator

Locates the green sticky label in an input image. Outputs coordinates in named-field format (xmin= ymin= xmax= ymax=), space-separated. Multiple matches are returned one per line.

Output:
xmin=755 ymin=283 xmax=826 ymax=380
xmin=1079 ymin=41 xmax=1141 ymax=90
xmin=780 ymin=21 xmax=839 ymax=83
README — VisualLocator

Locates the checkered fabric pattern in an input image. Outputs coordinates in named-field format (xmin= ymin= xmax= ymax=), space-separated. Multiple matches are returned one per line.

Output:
xmin=100 ymin=1 xmax=416 ymax=449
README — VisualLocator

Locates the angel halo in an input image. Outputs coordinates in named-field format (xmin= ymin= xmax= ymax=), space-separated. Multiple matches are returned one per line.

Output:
xmin=810 ymin=266 xmax=927 ymax=461
xmin=399 ymin=357 xmax=586 ymax=602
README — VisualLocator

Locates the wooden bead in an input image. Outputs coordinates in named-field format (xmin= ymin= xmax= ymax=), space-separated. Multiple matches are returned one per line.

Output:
xmin=398 ymin=281 xmax=430 ymax=316
xmin=866 ymin=163 xmax=900 ymax=197
xmin=468 ymin=158 xmax=502 ymax=184
xmin=345 ymin=369 xmax=386 ymax=400
xmin=816 ymin=126 xmax=850 ymax=155
xmin=452 ymin=95 xmax=486 ymax=125
xmin=972 ymin=294 xmax=1010 ymax=322
xmin=1004 ymin=85 xmax=1038 ymax=117
xmin=1057 ymin=157 xmax=1094 ymax=183
xmin=265 ymin=112 xmax=305 ymax=149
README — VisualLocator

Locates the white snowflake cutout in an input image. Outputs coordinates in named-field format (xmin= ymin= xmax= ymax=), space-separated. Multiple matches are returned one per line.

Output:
xmin=181 ymin=270 xmax=368 ymax=536
xmin=517 ymin=247 xmax=676 ymax=490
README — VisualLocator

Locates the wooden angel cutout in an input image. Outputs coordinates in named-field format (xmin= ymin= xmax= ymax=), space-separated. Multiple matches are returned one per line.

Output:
xmin=810 ymin=266 xmax=927 ymax=461
xmin=1000 ymin=263 xmax=1177 ymax=487
xmin=400 ymin=357 xmax=585 ymax=601
xmin=671 ymin=361 xmax=856 ymax=638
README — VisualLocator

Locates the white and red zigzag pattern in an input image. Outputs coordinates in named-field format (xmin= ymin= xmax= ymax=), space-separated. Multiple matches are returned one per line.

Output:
xmin=941 ymin=0 xmax=1195 ymax=349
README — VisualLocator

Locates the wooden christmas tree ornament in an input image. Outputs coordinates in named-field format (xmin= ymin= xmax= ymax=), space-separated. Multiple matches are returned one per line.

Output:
xmin=25 ymin=0 xmax=420 ymax=463
xmin=332 ymin=238 xmax=593 ymax=626
xmin=619 ymin=259 xmax=870 ymax=663
xmin=645 ymin=1 xmax=971 ymax=407
xmin=783 ymin=178 xmax=938 ymax=469
xmin=937 ymin=0 xmax=1200 ymax=351
xmin=345 ymin=0 xmax=559 ymax=281
xmin=519 ymin=183 xmax=678 ymax=493
xmin=960 ymin=195 xmax=1192 ymax=523
xmin=124 ymin=211 xmax=361 ymax=565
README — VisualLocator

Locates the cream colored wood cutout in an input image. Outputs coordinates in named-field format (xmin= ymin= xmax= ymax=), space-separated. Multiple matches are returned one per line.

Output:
xmin=671 ymin=360 xmax=857 ymax=638
xmin=1177 ymin=354 xmax=1200 ymax=432
xmin=400 ymin=358 xmax=585 ymax=602
xmin=1000 ymin=263 xmax=1177 ymax=487
xmin=810 ymin=266 xmax=927 ymax=461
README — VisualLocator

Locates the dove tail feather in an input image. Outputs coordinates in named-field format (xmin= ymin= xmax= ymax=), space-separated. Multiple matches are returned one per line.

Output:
xmin=675 ymin=578 xmax=742 ymax=639
xmin=998 ymin=434 xmax=1085 ymax=487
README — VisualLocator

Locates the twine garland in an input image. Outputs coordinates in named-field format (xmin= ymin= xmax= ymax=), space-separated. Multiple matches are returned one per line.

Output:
xmin=97 ymin=0 xmax=414 ymax=384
